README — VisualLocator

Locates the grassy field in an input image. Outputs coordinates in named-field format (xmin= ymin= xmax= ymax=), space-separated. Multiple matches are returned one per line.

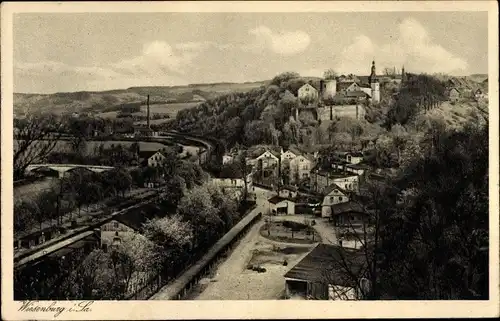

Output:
xmin=96 ymin=102 xmax=202 ymax=122
xmin=422 ymin=100 xmax=488 ymax=129
xmin=14 ymin=81 xmax=265 ymax=116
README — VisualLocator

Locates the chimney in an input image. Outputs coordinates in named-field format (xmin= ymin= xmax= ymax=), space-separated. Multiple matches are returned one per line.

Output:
xmin=147 ymin=94 xmax=150 ymax=129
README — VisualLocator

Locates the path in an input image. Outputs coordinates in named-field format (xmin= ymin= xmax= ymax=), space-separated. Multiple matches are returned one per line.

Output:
xmin=189 ymin=188 xmax=338 ymax=300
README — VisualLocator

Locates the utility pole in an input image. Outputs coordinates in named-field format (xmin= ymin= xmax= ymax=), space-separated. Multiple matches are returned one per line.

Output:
xmin=146 ymin=94 xmax=151 ymax=129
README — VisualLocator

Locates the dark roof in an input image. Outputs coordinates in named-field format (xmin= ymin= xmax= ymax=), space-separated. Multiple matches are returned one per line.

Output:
xmin=138 ymin=150 xmax=163 ymax=160
xmin=287 ymin=146 xmax=304 ymax=156
xmin=331 ymin=201 xmax=367 ymax=215
xmin=347 ymin=152 xmax=364 ymax=158
xmin=284 ymin=244 xmax=367 ymax=287
xmin=134 ymin=126 xmax=153 ymax=132
xmin=112 ymin=207 xmax=157 ymax=232
xmin=337 ymin=81 xmax=356 ymax=92
xmin=323 ymin=183 xmax=349 ymax=196
xmin=345 ymin=90 xmax=369 ymax=98
xmin=346 ymin=163 xmax=371 ymax=170
xmin=316 ymin=170 xmax=358 ymax=179
xmin=268 ymin=195 xmax=294 ymax=204
xmin=281 ymin=185 xmax=298 ymax=192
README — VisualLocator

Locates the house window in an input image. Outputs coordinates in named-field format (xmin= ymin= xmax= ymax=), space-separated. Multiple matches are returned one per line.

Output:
xmin=113 ymin=237 xmax=122 ymax=245
xmin=113 ymin=221 xmax=119 ymax=229
xmin=330 ymin=196 xmax=334 ymax=202
xmin=339 ymin=196 xmax=343 ymax=202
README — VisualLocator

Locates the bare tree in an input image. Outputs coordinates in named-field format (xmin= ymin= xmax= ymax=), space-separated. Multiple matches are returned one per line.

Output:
xmin=13 ymin=113 xmax=63 ymax=180
xmin=324 ymin=179 xmax=392 ymax=300
xmin=324 ymin=69 xmax=338 ymax=80
xmin=383 ymin=67 xmax=396 ymax=77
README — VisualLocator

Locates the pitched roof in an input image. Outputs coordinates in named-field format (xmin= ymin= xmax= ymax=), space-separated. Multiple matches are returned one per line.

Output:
xmin=347 ymin=152 xmax=364 ymax=158
xmin=287 ymin=146 xmax=303 ymax=157
xmin=284 ymin=243 xmax=367 ymax=287
xmin=345 ymin=90 xmax=369 ymax=98
xmin=331 ymin=201 xmax=366 ymax=215
xmin=346 ymin=163 xmax=371 ymax=170
xmin=112 ymin=207 xmax=158 ymax=232
xmin=337 ymin=81 xmax=356 ymax=92
xmin=281 ymin=185 xmax=299 ymax=192
xmin=138 ymin=150 xmax=163 ymax=160
xmin=323 ymin=183 xmax=349 ymax=196
xmin=268 ymin=195 xmax=294 ymax=204
xmin=298 ymin=83 xmax=318 ymax=92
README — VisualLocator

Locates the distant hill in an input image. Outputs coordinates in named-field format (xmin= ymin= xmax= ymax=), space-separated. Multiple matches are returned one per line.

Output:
xmin=13 ymin=80 xmax=268 ymax=116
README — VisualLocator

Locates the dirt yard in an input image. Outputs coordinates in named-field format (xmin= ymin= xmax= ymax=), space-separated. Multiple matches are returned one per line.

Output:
xmin=259 ymin=220 xmax=322 ymax=244
xmin=188 ymin=215 xmax=331 ymax=300
xmin=190 ymin=222 xmax=314 ymax=300
xmin=185 ymin=188 xmax=338 ymax=300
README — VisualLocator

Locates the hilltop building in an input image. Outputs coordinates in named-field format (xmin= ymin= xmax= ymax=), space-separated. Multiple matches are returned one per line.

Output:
xmin=293 ymin=60 xmax=390 ymax=122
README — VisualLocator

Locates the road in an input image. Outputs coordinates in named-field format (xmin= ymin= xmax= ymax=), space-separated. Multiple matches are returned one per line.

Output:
xmin=187 ymin=186 xmax=338 ymax=300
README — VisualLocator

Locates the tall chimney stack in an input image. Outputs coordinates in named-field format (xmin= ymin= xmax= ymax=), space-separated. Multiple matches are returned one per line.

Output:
xmin=147 ymin=95 xmax=150 ymax=129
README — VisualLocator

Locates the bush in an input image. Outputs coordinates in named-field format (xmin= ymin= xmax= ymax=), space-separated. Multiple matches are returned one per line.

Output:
xmin=282 ymin=221 xmax=307 ymax=231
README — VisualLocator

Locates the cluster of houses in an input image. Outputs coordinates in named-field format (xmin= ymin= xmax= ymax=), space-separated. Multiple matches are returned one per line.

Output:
xmin=446 ymin=77 xmax=488 ymax=103
xmin=220 ymin=143 xmax=372 ymax=226
xmin=296 ymin=61 xmax=390 ymax=106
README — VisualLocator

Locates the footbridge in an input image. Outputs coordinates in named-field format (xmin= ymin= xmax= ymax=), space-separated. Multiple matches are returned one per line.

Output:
xmin=25 ymin=164 xmax=115 ymax=178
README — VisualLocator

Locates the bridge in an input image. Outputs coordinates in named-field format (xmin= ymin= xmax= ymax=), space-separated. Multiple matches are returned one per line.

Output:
xmin=25 ymin=164 xmax=115 ymax=178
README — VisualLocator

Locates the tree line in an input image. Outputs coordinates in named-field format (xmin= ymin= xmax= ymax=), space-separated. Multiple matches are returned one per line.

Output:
xmin=325 ymin=119 xmax=489 ymax=300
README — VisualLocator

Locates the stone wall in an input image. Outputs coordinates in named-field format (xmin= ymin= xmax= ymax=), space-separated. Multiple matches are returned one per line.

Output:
xmin=317 ymin=105 xmax=366 ymax=121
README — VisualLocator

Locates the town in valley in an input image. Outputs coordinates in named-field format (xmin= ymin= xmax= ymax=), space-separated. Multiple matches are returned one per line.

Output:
xmin=11 ymin=11 xmax=490 ymax=302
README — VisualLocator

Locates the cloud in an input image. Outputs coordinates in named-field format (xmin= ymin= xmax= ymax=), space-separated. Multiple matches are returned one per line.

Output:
xmin=111 ymin=40 xmax=200 ymax=76
xmin=335 ymin=18 xmax=468 ymax=75
xmin=245 ymin=26 xmax=311 ymax=55
xmin=15 ymin=40 xmax=213 ymax=92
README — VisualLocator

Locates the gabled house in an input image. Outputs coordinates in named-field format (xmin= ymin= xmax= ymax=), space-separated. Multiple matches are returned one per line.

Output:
xmin=312 ymin=169 xmax=360 ymax=194
xmin=100 ymin=209 xmax=156 ymax=250
xmin=289 ymin=154 xmax=315 ymax=182
xmin=337 ymin=81 xmax=360 ymax=94
xmin=448 ymin=88 xmax=460 ymax=103
xmin=248 ymin=149 xmax=280 ymax=168
xmin=298 ymin=83 xmax=319 ymax=102
xmin=320 ymin=184 xmax=350 ymax=217
xmin=330 ymin=201 xmax=369 ymax=227
xmin=279 ymin=185 xmax=299 ymax=199
xmin=346 ymin=152 xmax=364 ymax=165
xmin=284 ymin=244 xmax=368 ymax=300
xmin=268 ymin=195 xmax=295 ymax=215
xmin=212 ymin=164 xmax=253 ymax=200
xmin=139 ymin=150 xmax=166 ymax=167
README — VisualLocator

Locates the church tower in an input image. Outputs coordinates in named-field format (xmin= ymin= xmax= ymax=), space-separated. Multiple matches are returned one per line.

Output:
xmin=401 ymin=65 xmax=406 ymax=83
xmin=369 ymin=60 xmax=380 ymax=103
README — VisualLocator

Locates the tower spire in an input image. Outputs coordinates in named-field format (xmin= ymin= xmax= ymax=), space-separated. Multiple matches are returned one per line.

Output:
xmin=369 ymin=60 xmax=377 ymax=83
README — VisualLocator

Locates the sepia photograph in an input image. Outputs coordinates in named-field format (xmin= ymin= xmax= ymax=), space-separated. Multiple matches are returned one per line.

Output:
xmin=1 ymin=1 xmax=499 ymax=320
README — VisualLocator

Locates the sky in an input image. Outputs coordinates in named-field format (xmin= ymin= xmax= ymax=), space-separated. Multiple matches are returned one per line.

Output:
xmin=13 ymin=12 xmax=488 ymax=94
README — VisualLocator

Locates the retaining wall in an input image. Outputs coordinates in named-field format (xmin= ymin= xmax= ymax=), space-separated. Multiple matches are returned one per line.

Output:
xmin=149 ymin=207 xmax=261 ymax=300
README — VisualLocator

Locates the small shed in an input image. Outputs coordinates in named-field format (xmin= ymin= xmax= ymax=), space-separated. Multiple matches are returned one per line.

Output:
xmin=268 ymin=196 xmax=295 ymax=215
xmin=330 ymin=201 xmax=369 ymax=227
xmin=284 ymin=243 xmax=367 ymax=300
